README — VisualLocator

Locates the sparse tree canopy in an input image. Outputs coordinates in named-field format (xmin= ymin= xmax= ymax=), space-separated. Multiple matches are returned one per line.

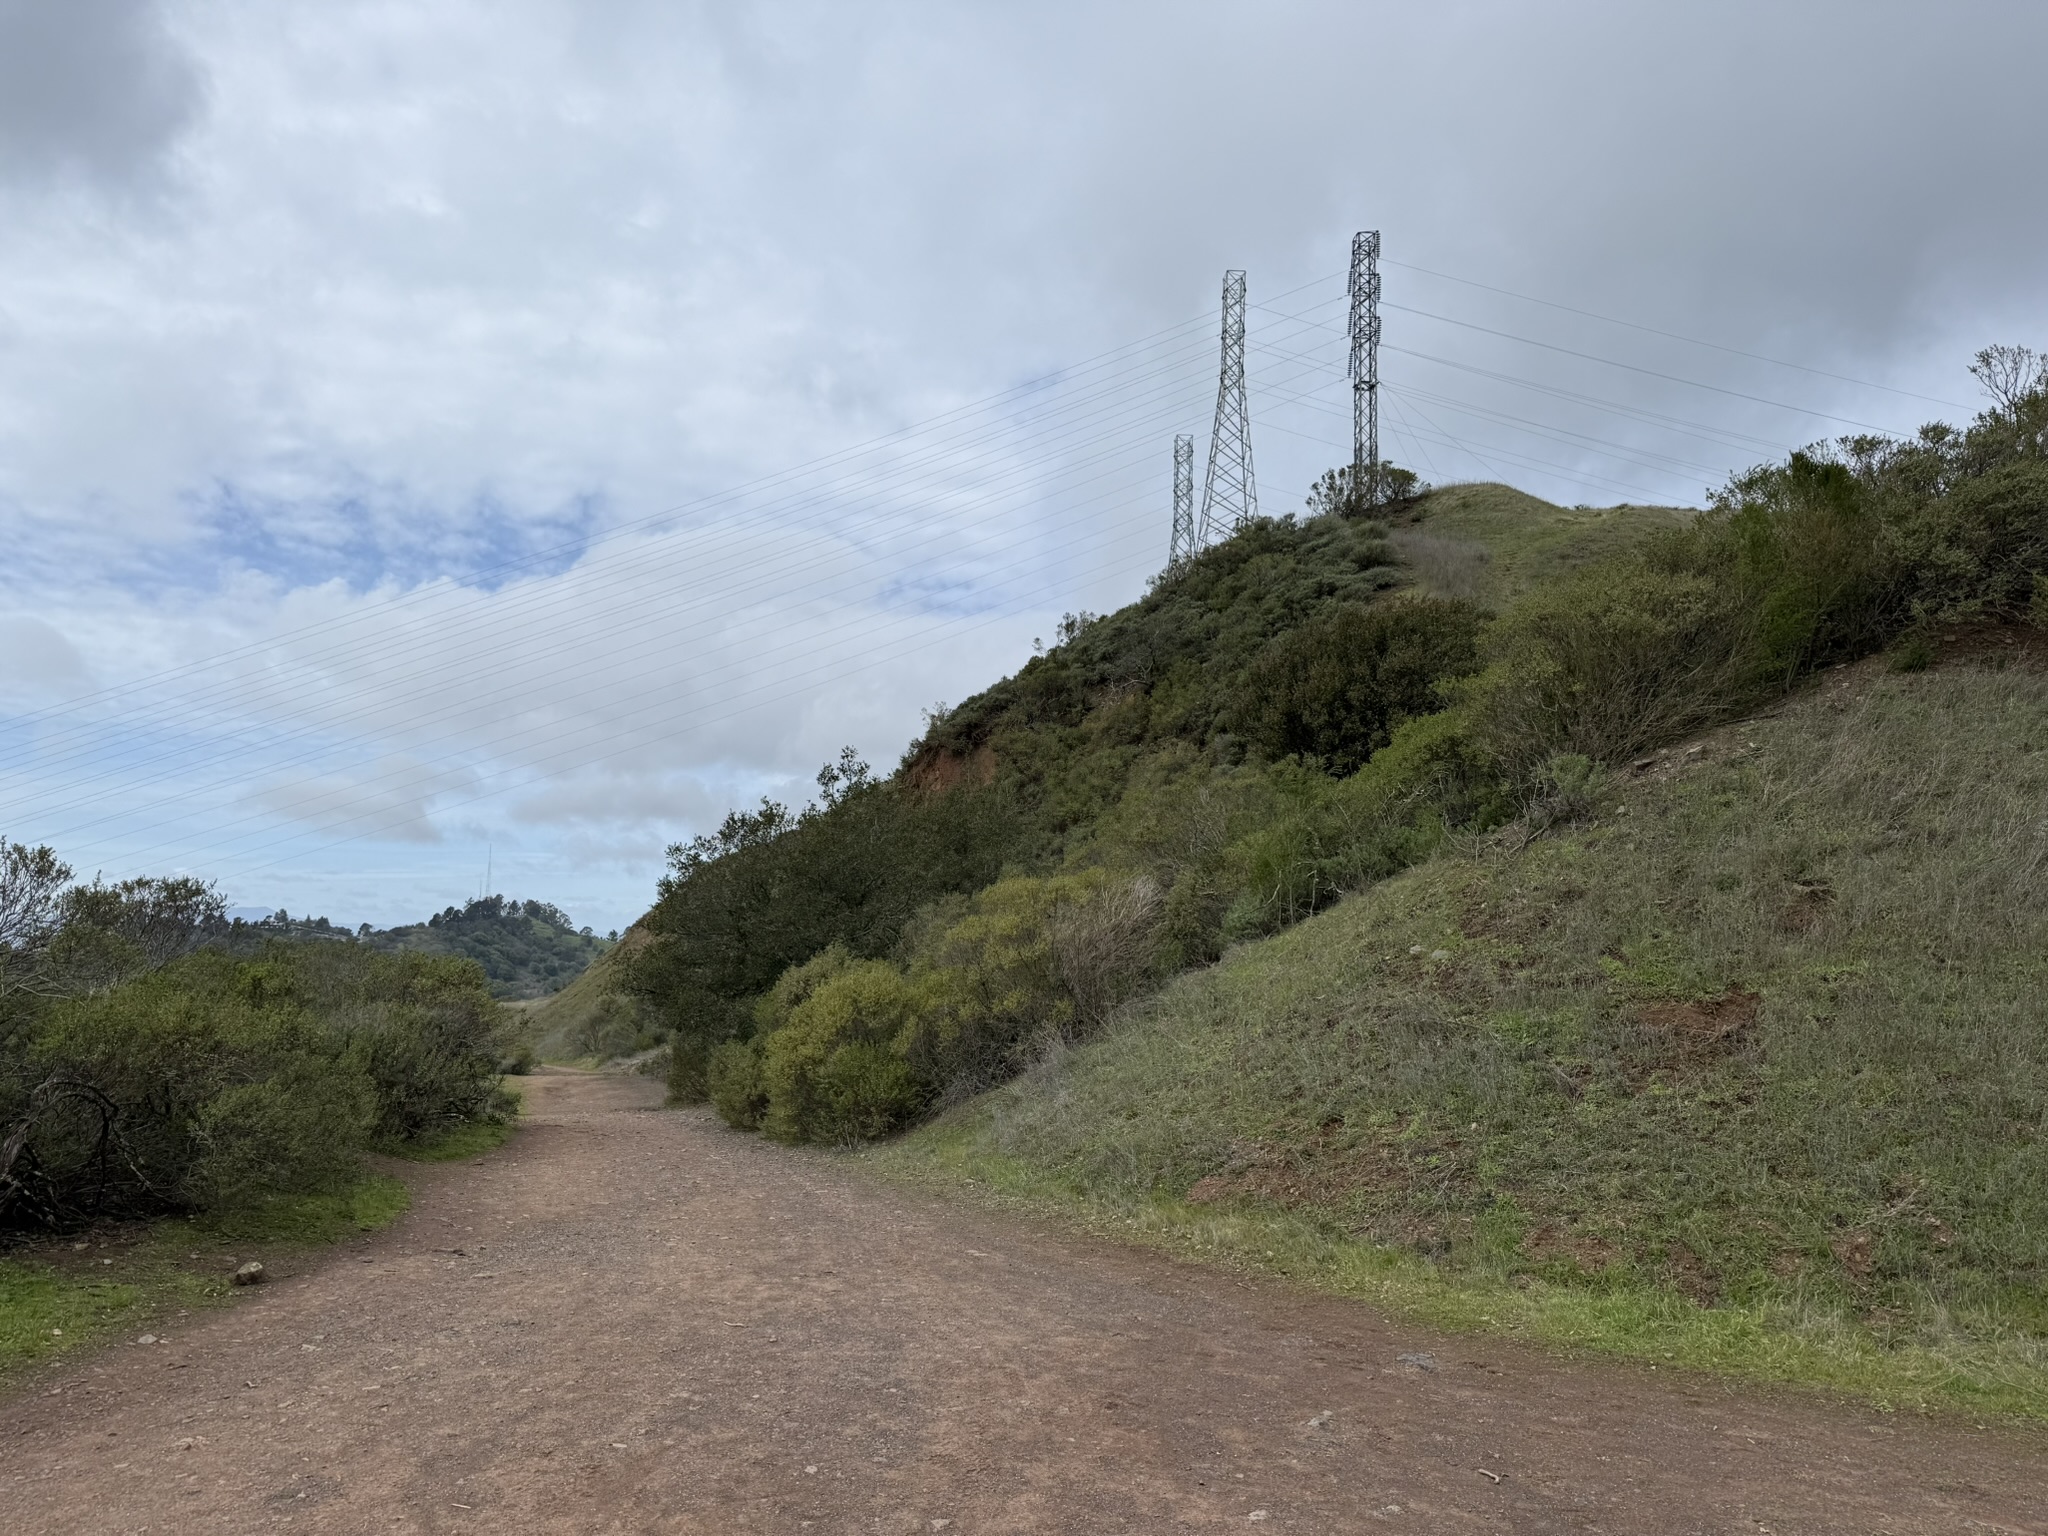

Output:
xmin=1303 ymin=462 xmax=1425 ymax=519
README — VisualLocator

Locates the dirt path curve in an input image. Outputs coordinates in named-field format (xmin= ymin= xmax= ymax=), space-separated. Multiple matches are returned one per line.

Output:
xmin=4 ymin=1070 xmax=2043 ymax=1534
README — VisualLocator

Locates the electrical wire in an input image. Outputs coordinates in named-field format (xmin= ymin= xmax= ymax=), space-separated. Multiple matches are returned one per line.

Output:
xmin=17 ymin=330 xmax=1350 ymax=854
xmin=1382 ymin=257 xmax=1972 ymax=411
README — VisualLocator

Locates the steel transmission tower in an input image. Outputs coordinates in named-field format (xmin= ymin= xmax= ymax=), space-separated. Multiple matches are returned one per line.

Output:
xmin=1168 ymin=433 xmax=1195 ymax=566
xmin=1196 ymin=270 xmax=1257 ymax=543
xmin=1349 ymin=231 xmax=1382 ymax=508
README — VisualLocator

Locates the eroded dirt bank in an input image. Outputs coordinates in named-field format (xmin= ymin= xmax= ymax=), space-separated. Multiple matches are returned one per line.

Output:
xmin=3 ymin=1070 xmax=2042 ymax=1533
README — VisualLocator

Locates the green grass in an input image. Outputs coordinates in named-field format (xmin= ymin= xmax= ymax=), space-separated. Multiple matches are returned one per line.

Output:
xmin=875 ymin=1120 xmax=2048 ymax=1421
xmin=0 ymin=1172 xmax=412 ymax=1390
xmin=873 ymin=653 xmax=2048 ymax=1422
xmin=193 ymin=1173 xmax=413 ymax=1242
xmin=384 ymin=1115 xmax=518 ymax=1163
xmin=1392 ymin=483 xmax=1689 ymax=608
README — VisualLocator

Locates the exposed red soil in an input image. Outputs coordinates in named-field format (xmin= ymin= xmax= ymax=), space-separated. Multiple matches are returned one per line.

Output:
xmin=4 ymin=1070 xmax=2044 ymax=1533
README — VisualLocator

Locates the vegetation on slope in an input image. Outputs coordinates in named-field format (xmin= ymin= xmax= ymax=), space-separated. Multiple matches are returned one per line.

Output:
xmin=360 ymin=894 xmax=610 ymax=1000
xmin=518 ymin=932 xmax=663 ymax=1063
xmin=622 ymin=342 xmax=2048 ymax=1403
xmin=233 ymin=894 xmax=611 ymax=1001
xmin=636 ymin=344 xmax=2048 ymax=1147
xmin=881 ymin=645 xmax=2048 ymax=1414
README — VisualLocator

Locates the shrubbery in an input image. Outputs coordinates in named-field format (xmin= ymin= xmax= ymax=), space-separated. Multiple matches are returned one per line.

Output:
xmin=2 ymin=853 xmax=513 ymax=1232
xmin=1232 ymin=597 xmax=1481 ymax=773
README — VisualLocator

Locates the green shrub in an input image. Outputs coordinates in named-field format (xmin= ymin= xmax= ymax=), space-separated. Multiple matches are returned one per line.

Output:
xmin=1465 ymin=554 xmax=1755 ymax=777
xmin=666 ymin=1035 xmax=711 ymax=1103
xmin=3 ymin=935 xmax=511 ymax=1230
xmin=760 ymin=960 xmax=931 ymax=1143
xmin=27 ymin=954 xmax=376 ymax=1211
xmin=707 ymin=1038 xmax=768 ymax=1130
xmin=1232 ymin=597 xmax=1482 ymax=773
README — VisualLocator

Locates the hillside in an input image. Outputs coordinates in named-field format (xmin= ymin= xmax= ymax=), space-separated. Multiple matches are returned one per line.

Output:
xmin=361 ymin=895 xmax=609 ymax=1000
xmin=518 ymin=929 xmax=659 ymax=1061
xmin=622 ymin=351 xmax=2048 ymax=1407
xmin=882 ymin=634 xmax=2048 ymax=1413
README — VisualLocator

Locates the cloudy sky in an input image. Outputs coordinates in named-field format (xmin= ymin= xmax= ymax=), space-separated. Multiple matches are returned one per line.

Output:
xmin=2 ymin=0 xmax=2045 ymax=933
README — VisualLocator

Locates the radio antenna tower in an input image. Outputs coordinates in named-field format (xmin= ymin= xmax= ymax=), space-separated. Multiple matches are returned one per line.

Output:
xmin=1349 ymin=231 xmax=1382 ymax=509
xmin=1168 ymin=433 xmax=1195 ymax=566
xmin=1196 ymin=270 xmax=1256 ymax=543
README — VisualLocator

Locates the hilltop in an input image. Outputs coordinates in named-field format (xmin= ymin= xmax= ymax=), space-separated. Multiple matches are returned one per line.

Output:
xmin=360 ymin=895 xmax=610 ymax=1001
xmin=225 ymin=895 xmax=612 ymax=1000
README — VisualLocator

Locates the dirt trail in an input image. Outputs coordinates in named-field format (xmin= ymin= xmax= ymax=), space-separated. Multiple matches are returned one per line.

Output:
xmin=4 ymin=1070 xmax=2043 ymax=1534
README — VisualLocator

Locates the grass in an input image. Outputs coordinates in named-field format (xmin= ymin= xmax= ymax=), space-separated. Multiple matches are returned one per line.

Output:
xmin=873 ymin=650 xmax=2048 ymax=1423
xmin=385 ymin=1116 xmax=517 ymax=1163
xmin=0 ymin=1173 xmax=410 ymax=1389
xmin=1 ymin=1096 xmax=522 ymax=1389
xmin=1392 ymin=483 xmax=1689 ymax=609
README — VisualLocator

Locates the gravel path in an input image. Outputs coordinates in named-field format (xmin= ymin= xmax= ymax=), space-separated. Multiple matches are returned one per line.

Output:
xmin=3 ymin=1069 xmax=2043 ymax=1534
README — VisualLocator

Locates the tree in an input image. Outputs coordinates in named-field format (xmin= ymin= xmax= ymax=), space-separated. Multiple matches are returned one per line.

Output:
xmin=0 ymin=840 xmax=72 ymax=997
xmin=1304 ymin=463 xmax=1425 ymax=519
xmin=1970 ymin=345 xmax=2048 ymax=419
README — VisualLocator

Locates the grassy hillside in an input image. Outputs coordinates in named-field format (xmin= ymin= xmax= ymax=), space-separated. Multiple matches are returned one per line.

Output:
xmin=625 ymin=346 xmax=2048 ymax=1406
xmin=879 ymin=638 xmax=2048 ymax=1415
xmin=1389 ymin=483 xmax=1686 ymax=606
xmin=519 ymin=930 xmax=659 ymax=1062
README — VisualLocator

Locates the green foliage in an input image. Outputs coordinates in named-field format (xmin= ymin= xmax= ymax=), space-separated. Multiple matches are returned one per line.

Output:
xmin=627 ymin=757 xmax=1014 ymax=1063
xmin=2 ymin=928 xmax=510 ymax=1231
xmin=904 ymin=662 xmax=2048 ymax=1402
xmin=760 ymin=960 xmax=931 ymax=1143
xmin=522 ymin=940 xmax=659 ymax=1066
xmin=28 ymin=955 xmax=374 ymax=1211
xmin=641 ymin=355 xmax=2048 ymax=1163
xmin=1303 ymin=462 xmax=1426 ymax=518
xmin=386 ymin=1118 xmax=516 ymax=1162
xmin=1231 ymin=598 xmax=1482 ymax=773
xmin=360 ymin=894 xmax=608 ymax=1001
xmin=1472 ymin=387 xmax=2048 ymax=781
xmin=707 ymin=1038 xmax=769 ymax=1130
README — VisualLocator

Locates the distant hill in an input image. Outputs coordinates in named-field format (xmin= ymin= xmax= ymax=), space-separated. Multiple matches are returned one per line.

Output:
xmin=361 ymin=896 xmax=611 ymax=1000
xmin=223 ymin=895 xmax=612 ymax=1000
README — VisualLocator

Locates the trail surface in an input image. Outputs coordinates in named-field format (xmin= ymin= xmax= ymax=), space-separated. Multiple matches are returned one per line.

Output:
xmin=4 ymin=1070 xmax=2043 ymax=1533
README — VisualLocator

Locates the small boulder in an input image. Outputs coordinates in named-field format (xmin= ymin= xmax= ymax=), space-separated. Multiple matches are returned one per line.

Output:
xmin=232 ymin=1261 xmax=267 ymax=1287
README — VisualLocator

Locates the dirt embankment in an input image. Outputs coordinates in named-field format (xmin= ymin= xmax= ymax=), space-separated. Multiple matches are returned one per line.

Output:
xmin=3 ymin=1071 xmax=2042 ymax=1533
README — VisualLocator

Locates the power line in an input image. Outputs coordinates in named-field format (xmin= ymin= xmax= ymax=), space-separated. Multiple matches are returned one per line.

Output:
xmin=1382 ymin=257 xmax=1972 ymax=411
xmin=5 ymin=306 xmax=1354 ymax=823
xmin=8 ymin=272 xmax=1350 ymax=742
xmin=14 ymin=329 xmax=1355 ymax=850
xmin=1380 ymin=300 xmax=1912 ymax=435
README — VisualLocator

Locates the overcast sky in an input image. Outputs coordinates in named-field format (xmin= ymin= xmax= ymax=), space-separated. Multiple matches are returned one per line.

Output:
xmin=3 ymin=0 xmax=2045 ymax=932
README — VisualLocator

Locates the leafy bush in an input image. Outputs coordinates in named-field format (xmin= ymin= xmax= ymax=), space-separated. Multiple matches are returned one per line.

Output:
xmin=760 ymin=960 xmax=930 ymax=1143
xmin=2 ymin=897 xmax=512 ymax=1231
xmin=24 ymin=954 xmax=375 ymax=1213
xmin=1465 ymin=553 xmax=1757 ymax=777
xmin=1232 ymin=598 xmax=1481 ymax=773
xmin=707 ymin=1038 xmax=769 ymax=1130
xmin=627 ymin=756 xmax=1013 ymax=1071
